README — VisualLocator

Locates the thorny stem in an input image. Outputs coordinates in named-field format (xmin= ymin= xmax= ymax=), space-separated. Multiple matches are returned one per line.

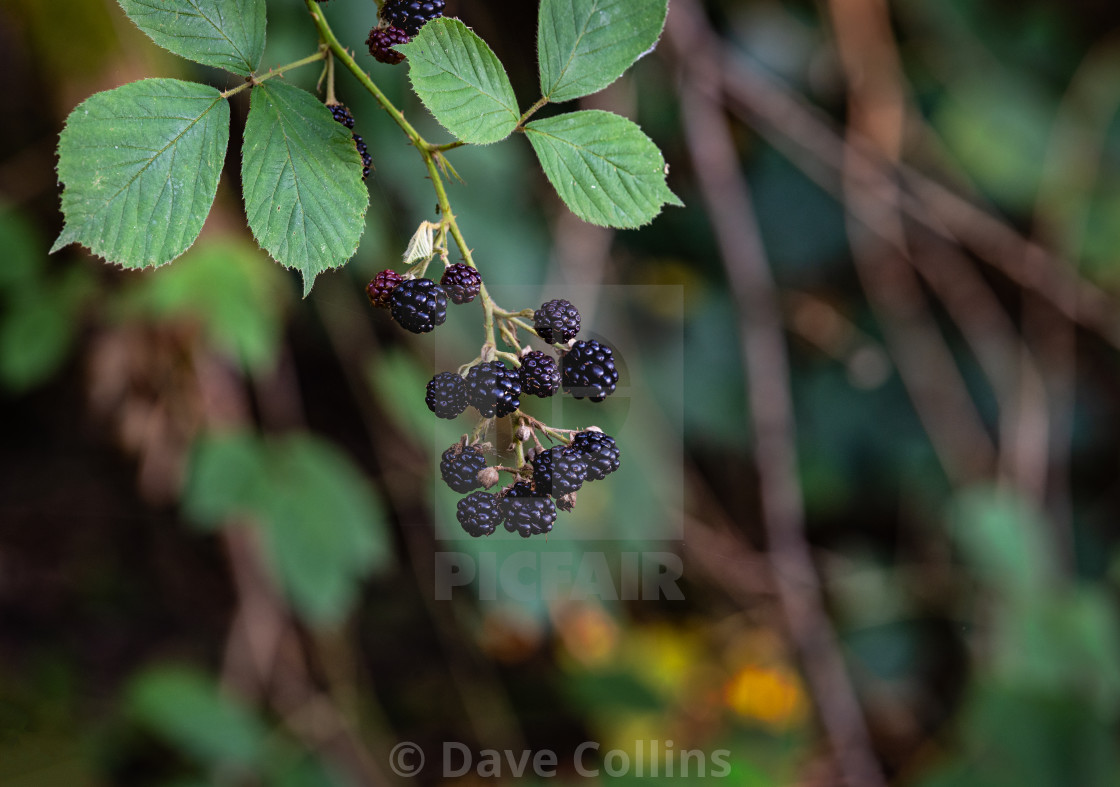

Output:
xmin=221 ymin=49 xmax=328 ymax=99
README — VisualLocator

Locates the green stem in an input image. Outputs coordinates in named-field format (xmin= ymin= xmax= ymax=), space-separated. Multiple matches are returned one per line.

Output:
xmin=221 ymin=49 xmax=327 ymax=99
xmin=516 ymin=96 xmax=550 ymax=130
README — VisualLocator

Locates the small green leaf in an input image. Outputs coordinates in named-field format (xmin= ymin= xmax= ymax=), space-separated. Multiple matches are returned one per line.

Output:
xmin=538 ymin=0 xmax=668 ymax=103
xmin=129 ymin=666 xmax=267 ymax=769
xmin=525 ymin=110 xmax=682 ymax=228
xmin=117 ymin=0 xmax=266 ymax=75
xmin=397 ymin=18 xmax=519 ymax=144
xmin=182 ymin=431 xmax=269 ymax=530
xmin=241 ymin=82 xmax=368 ymax=296
xmin=52 ymin=79 xmax=229 ymax=268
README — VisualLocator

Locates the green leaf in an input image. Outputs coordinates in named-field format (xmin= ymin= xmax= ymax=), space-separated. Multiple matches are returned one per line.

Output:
xmin=51 ymin=79 xmax=229 ymax=268
xmin=182 ymin=431 xmax=269 ymax=530
xmin=538 ymin=0 xmax=668 ymax=103
xmin=241 ymin=81 xmax=368 ymax=296
xmin=128 ymin=666 xmax=267 ymax=769
xmin=525 ymin=109 xmax=682 ymax=228
xmin=397 ymin=18 xmax=519 ymax=144
xmin=117 ymin=0 xmax=266 ymax=76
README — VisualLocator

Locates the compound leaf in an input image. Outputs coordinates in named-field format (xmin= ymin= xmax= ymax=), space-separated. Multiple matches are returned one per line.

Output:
xmin=397 ymin=18 xmax=519 ymax=144
xmin=117 ymin=0 xmax=266 ymax=75
xmin=241 ymin=81 xmax=367 ymax=296
xmin=525 ymin=109 xmax=681 ymax=228
xmin=538 ymin=0 xmax=668 ymax=103
xmin=51 ymin=78 xmax=229 ymax=268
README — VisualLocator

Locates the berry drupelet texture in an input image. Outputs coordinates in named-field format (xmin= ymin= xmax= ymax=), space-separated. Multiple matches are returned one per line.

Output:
xmin=501 ymin=482 xmax=556 ymax=538
xmin=440 ymin=444 xmax=487 ymax=493
xmin=533 ymin=299 xmax=581 ymax=344
xmin=562 ymin=339 xmax=618 ymax=402
xmin=532 ymin=446 xmax=588 ymax=498
xmin=457 ymin=491 xmax=502 ymax=537
xmin=380 ymin=0 xmax=446 ymax=36
xmin=353 ymin=133 xmax=372 ymax=179
xmin=570 ymin=431 xmax=621 ymax=481
xmin=440 ymin=263 xmax=482 ymax=305
xmin=366 ymin=24 xmax=411 ymax=65
xmin=328 ymin=103 xmax=355 ymax=129
xmin=425 ymin=371 xmax=468 ymax=419
xmin=465 ymin=361 xmax=521 ymax=418
xmin=389 ymin=278 xmax=448 ymax=333
xmin=367 ymin=269 xmax=404 ymax=308
xmin=519 ymin=350 xmax=561 ymax=398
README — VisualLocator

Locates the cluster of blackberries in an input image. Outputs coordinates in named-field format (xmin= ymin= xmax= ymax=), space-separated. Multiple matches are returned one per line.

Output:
xmin=366 ymin=0 xmax=446 ymax=64
xmin=366 ymin=263 xmax=480 ymax=334
xmin=326 ymin=103 xmax=372 ymax=179
xmin=446 ymin=432 xmax=621 ymax=538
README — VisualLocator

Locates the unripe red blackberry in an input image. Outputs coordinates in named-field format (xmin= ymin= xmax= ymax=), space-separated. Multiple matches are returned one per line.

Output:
xmin=518 ymin=350 xmax=561 ymax=398
xmin=425 ymin=371 xmax=468 ymax=419
xmin=389 ymin=278 xmax=448 ymax=333
xmin=464 ymin=361 xmax=521 ymax=418
xmin=380 ymin=0 xmax=446 ymax=36
xmin=366 ymin=24 xmax=411 ymax=65
xmin=366 ymin=269 xmax=403 ymax=308
xmin=561 ymin=339 xmax=618 ymax=402
xmin=533 ymin=299 xmax=581 ymax=344
xmin=440 ymin=263 xmax=482 ymax=304
xmin=440 ymin=444 xmax=487 ymax=493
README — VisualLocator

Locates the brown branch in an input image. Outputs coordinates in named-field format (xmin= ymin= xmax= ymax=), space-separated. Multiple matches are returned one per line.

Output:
xmin=667 ymin=3 xmax=887 ymax=786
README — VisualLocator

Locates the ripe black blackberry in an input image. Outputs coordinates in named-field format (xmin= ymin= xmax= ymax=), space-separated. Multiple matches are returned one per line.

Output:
xmin=532 ymin=446 xmax=588 ymax=498
xmin=380 ymin=0 xmax=446 ymax=36
xmin=570 ymin=431 xmax=621 ymax=481
xmin=440 ymin=263 xmax=482 ymax=305
xmin=327 ymin=103 xmax=355 ymax=129
xmin=562 ymin=339 xmax=618 ymax=402
xmin=440 ymin=444 xmax=487 ymax=493
xmin=366 ymin=24 xmax=411 ymax=65
xmin=353 ymin=133 xmax=372 ymax=179
xmin=425 ymin=371 xmax=468 ymax=419
xmin=501 ymin=482 xmax=556 ymax=538
xmin=533 ymin=299 xmax=580 ymax=344
xmin=367 ymin=269 xmax=403 ymax=308
xmin=389 ymin=278 xmax=447 ymax=333
xmin=457 ymin=491 xmax=502 ymax=537
xmin=465 ymin=361 xmax=521 ymax=418
xmin=518 ymin=350 xmax=560 ymax=398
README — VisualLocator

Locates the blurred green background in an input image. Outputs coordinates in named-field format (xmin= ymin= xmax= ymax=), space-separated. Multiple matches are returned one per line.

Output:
xmin=4 ymin=0 xmax=1120 ymax=784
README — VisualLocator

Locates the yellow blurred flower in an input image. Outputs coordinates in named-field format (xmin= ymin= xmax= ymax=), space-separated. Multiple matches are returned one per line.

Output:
xmin=723 ymin=664 xmax=806 ymax=730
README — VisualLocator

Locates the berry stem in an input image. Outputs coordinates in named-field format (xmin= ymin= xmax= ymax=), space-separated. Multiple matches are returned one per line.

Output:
xmin=324 ymin=50 xmax=338 ymax=105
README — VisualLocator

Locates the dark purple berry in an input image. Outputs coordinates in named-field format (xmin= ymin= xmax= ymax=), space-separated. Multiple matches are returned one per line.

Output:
xmin=562 ymin=339 xmax=618 ymax=402
xmin=367 ymin=24 xmax=411 ymax=65
xmin=518 ymin=350 xmax=560 ymax=398
xmin=328 ymin=103 xmax=355 ymax=129
xmin=440 ymin=263 xmax=482 ymax=305
xmin=353 ymin=133 xmax=372 ymax=179
xmin=533 ymin=299 xmax=581 ymax=344
xmin=457 ymin=491 xmax=502 ymax=537
xmin=532 ymin=446 xmax=588 ymax=498
xmin=426 ymin=372 xmax=468 ymax=419
xmin=501 ymin=482 xmax=556 ymax=538
xmin=380 ymin=0 xmax=446 ymax=36
xmin=440 ymin=444 xmax=487 ymax=493
xmin=389 ymin=278 xmax=448 ymax=333
xmin=464 ymin=361 xmax=521 ymax=418
xmin=570 ymin=431 xmax=621 ymax=481
xmin=367 ymin=269 xmax=404 ymax=308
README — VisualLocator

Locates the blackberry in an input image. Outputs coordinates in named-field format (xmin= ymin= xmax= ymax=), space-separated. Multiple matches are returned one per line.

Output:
xmin=570 ymin=431 xmax=621 ymax=481
xmin=501 ymin=482 xmax=556 ymax=538
xmin=353 ymin=133 xmax=372 ymax=179
xmin=440 ymin=444 xmax=487 ymax=493
xmin=380 ymin=0 xmax=446 ymax=36
xmin=367 ymin=269 xmax=403 ymax=308
xmin=532 ymin=446 xmax=588 ymax=498
xmin=366 ymin=24 xmax=411 ymax=65
xmin=518 ymin=350 xmax=560 ymax=398
xmin=425 ymin=371 xmax=468 ymax=419
xmin=533 ymin=299 xmax=580 ymax=344
xmin=457 ymin=491 xmax=502 ymax=537
xmin=389 ymin=278 xmax=448 ymax=333
xmin=328 ymin=103 xmax=355 ymax=129
xmin=440 ymin=263 xmax=482 ymax=305
xmin=562 ymin=339 xmax=618 ymax=402
xmin=465 ymin=361 xmax=521 ymax=418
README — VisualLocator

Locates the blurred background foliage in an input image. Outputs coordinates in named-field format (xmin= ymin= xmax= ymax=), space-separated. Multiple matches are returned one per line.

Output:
xmin=2 ymin=0 xmax=1120 ymax=784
